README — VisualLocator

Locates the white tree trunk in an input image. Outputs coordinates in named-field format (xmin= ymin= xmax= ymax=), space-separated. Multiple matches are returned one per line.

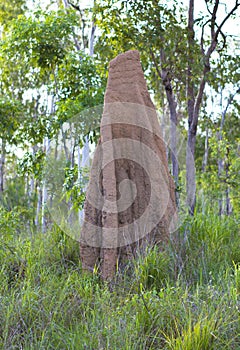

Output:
xmin=89 ymin=20 xmax=96 ymax=56
xmin=217 ymin=88 xmax=239 ymax=215
xmin=79 ymin=135 xmax=90 ymax=224
xmin=35 ymin=185 xmax=42 ymax=228
xmin=202 ymin=127 xmax=209 ymax=172
xmin=42 ymin=137 xmax=51 ymax=233
xmin=186 ymin=129 xmax=196 ymax=214
xmin=150 ymin=49 xmax=179 ymax=204
xmin=0 ymin=138 xmax=6 ymax=192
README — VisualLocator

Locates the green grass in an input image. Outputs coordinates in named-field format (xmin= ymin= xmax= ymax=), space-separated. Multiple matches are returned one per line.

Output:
xmin=0 ymin=208 xmax=239 ymax=349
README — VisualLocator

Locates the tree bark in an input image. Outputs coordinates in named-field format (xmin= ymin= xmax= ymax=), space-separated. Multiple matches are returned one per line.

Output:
xmin=150 ymin=49 xmax=179 ymax=204
xmin=0 ymin=138 xmax=6 ymax=193
xmin=202 ymin=126 xmax=209 ymax=172
xmin=217 ymin=88 xmax=239 ymax=215
xmin=186 ymin=129 xmax=196 ymax=215
xmin=42 ymin=137 xmax=51 ymax=233
xmin=186 ymin=0 xmax=240 ymax=214
xmin=35 ymin=184 xmax=42 ymax=228
xmin=225 ymin=145 xmax=231 ymax=215
xmin=186 ymin=0 xmax=196 ymax=215
xmin=89 ymin=19 xmax=96 ymax=56
xmin=61 ymin=126 xmax=69 ymax=162
xmin=62 ymin=0 xmax=82 ymax=51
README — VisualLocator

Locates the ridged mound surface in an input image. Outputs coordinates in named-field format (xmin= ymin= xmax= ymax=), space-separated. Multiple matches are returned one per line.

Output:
xmin=80 ymin=50 xmax=177 ymax=280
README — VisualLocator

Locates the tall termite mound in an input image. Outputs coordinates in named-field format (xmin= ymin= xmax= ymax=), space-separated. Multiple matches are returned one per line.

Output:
xmin=80 ymin=50 xmax=177 ymax=280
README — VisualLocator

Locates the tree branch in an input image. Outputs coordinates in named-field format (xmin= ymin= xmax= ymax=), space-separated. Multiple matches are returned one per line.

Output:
xmin=200 ymin=19 xmax=211 ymax=54
xmin=149 ymin=49 xmax=162 ymax=79
xmin=192 ymin=1 xmax=239 ymax=133
xmin=216 ymin=28 xmax=226 ymax=51
xmin=68 ymin=1 xmax=82 ymax=13
xmin=215 ymin=1 xmax=240 ymax=40
xmin=210 ymin=0 xmax=219 ymax=40
xmin=62 ymin=0 xmax=83 ymax=52
xmin=220 ymin=87 xmax=240 ymax=131
xmin=187 ymin=0 xmax=195 ymax=127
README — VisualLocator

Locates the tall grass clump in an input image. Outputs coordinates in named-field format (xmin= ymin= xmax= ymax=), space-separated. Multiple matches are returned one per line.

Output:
xmin=173 ymin=211 xmax=240 ymax=285
xmin=0 ymin=204 xmax=239 ymax=349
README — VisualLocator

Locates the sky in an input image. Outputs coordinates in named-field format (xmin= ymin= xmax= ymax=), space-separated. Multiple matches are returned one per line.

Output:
xmin=28 ymin=0 xmax=239 ymax=116
xmin=79 ymin=0 xmax=240 ymax=47
xmin=35 ymin=0 xmax=239 ymax=41
xmin=12 ymin=0 xmax=239 ymax=160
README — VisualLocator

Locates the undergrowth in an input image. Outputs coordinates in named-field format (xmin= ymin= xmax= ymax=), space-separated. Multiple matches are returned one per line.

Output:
xmin=0 ymin=206 xmax=239 ymax=349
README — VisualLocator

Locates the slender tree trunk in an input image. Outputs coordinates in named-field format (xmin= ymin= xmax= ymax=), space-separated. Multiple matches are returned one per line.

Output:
xmin=202 ymin=127 xmax=209 ymax=172
xmin=62 ymin=0 xmax=82 ymax=51
xmin=186 ymin=6 xmax=211 ymax=213
xmin=30 ymin=176 xmax=35 ymax=198
xmin=225 ymin=145 xmax=231 ymax=215
xmin=42 ymin=137 xmax=51 ymax=233
xmin=79 ymin=135 xmax=90 ymax=224
xmin=217 ymin=143 xmax=224 ymax=215
xmin=150 ymin=49 xmax=179 ymax=204
xmin=25 ymin=174 xmax=32 ymax=233
xmin=218 ymin=89 xmax=224 ymax=215
xmin=89 ymin=16 xmax=96 ymax=56
xmin=35 ymin=184 xmax=42 ymax=228
xmin=186 ymin=0 xmax=197 ymax=215
xmin=186 ymin=129 xmax=196 ymax=214
xmin=203 ymin=131 xmax=209 ymax=172
xmin=161 ymin=65 xmax=178 ymax=181
xmin=185 ymin=0 xmax=240 ymax=215
xmin=77 ymin=145 xmax=83 ymax=225
xmin=28 ymin=145 xmax=37 ymax=201
xmin=54 ymin=130 xmax=59 ymax=161
xmin=77 ymin=11 xmax=95 ymax=223
xmin=165 ymin=80 xmax=179 ymax=205
xmin=217 ymin=88 xmax=239 ymax=215
xmin=81 ymin=136 xmax=90 ymax=168
xmin=25 ymin=174 xmax=29 ymax=198
xmin=61 ymin=126 xmax=69 ymax=162
xmin=0 ymin=138 xmax=6 ymax=193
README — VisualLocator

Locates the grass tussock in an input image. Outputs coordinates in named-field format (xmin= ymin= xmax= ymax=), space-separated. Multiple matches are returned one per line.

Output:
xmin=0 ymin=208 xmax=239 ymax=349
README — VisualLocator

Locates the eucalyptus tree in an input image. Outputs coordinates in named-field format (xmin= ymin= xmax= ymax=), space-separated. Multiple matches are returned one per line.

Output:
xmin=0 ymin=8 xmax=105 ymax=229
xmin=186 ymin=0 xmax=240 ymax=214
xmin=94 ymin=0 xmax=190 ymax=207
xmin=94 ymin=0 xmax=240 ymax=214
xmin=198 ymin=55 xmax=240 ymax=215
xmin=0 ymin=0 xmax=26 ymax=32
xmin=0 ymin=0 xmax=27 ymax=194
xmin=0 ymin=98 xmax=23 ymax=193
